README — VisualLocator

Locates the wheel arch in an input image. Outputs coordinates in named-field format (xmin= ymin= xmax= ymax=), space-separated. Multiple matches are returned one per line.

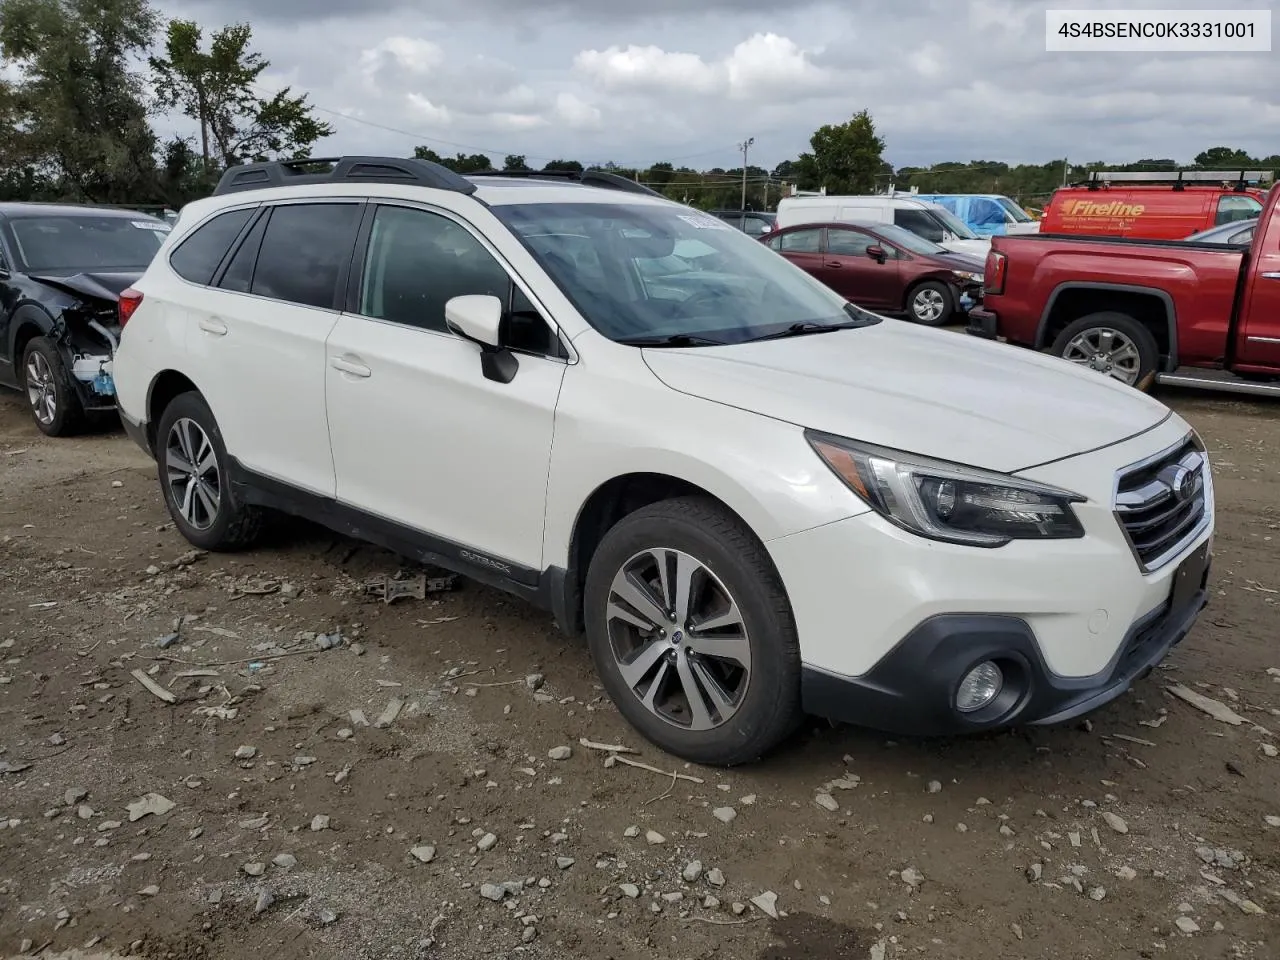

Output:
xmin=8 ymin=306 xmax=55 ymax=372
xmin=145 ymin=369 xmax=204 ymax=451
xmin=553 ymin=470 xmax=779 ymax=636
xmin=1036 ymin=283 xmax=1178 ymax=371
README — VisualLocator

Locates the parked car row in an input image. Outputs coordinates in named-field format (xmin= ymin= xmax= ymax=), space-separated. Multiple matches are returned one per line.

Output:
xmin=0 ymin=155 xmax=1216 ymax=766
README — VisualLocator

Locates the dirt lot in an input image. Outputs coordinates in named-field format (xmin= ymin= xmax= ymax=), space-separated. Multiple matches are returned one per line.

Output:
xmin=0 ymin=385 xmax=1277 ymax=960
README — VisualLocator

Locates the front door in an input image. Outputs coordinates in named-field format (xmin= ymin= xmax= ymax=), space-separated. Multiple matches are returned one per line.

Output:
xmin=1238 ymin=203 xmax=1280 ymax=368
xmin=822 ymin=227 xmax=900 ymax=309
xmin=324 ymin=202 xmax=568 ymax=573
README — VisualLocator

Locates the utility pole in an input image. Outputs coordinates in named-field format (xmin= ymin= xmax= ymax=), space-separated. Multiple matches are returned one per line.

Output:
xmin=738 ymin=137 xmax=754 ymax=211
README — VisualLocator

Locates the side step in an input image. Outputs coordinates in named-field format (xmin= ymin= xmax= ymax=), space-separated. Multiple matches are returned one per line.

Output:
xmin=1156 ymin=373 xmax=1280 ymax=398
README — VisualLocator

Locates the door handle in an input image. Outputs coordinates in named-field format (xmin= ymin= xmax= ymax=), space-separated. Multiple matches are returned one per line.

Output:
xmin=1261 ymin=272 xmax=1280 ymax=279
xmin=330 ymin=356 xmax=371 ymax=378
xmin=825 ymin=261 xmax=843 ymax=268
xmin=198 ymin=317 xmax=228 ymax=336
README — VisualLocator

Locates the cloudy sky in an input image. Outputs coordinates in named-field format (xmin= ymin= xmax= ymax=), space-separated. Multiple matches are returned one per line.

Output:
xmin=155 ymin=0 xmax=1278 ymax=172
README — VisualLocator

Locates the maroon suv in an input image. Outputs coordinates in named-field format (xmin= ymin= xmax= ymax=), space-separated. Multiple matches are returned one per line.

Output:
xmin=762 ymin=221 xmax=986 ymax=326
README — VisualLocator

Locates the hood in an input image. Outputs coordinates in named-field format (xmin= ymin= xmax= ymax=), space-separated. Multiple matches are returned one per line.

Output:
xmin=938 ymin=238 xmax=991 ymax=257
xmin=28 ymin=271 xmax=142 ymax=303
xmin=641 ymin=320 xmax=1170 ymax=474
xmin=934 ymin=251 xmax=987 ymax=274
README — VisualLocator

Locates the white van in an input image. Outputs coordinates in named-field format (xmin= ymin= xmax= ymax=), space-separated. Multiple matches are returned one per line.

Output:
xmin=775 ymin=195 xmax=991 ymax=257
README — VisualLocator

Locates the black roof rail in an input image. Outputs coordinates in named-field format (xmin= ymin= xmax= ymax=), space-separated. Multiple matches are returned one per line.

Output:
xmin=212 ymin=156 xmax=478 ymax=197
xmin=467 ymin=168 xmax=665 ymax=198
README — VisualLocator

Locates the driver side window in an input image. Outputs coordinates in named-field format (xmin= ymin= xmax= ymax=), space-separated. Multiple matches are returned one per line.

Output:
xmin=359 ymin=205 xmax=561 ymax=356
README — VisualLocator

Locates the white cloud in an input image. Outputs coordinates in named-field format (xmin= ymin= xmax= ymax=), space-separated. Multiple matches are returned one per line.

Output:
xmin=150 ymin=0 xmax=1278 ymax=171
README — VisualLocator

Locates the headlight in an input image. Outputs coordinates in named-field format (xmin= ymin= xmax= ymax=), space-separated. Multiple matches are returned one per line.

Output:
xmin=951 ymin=270 xmax=982 ymax=282
xmin=807 ymin=432 xmax=1086 ymax=547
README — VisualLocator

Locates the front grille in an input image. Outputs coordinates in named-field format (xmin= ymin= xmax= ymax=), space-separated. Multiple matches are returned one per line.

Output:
xmin=1114 ymin=435 xmax=1209 ymax=572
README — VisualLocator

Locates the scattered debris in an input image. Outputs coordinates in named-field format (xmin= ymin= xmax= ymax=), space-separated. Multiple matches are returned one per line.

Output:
xmin=814 ymin=793 xmax=839 ymax=812
xmin=364 ymin=571 xmax=456 ymax=604
xmin=130 ymin=669 xmax=176 ymax=704
xmin=750 ymin=891 xmax=779 ymax=919
xmin=1167 ymin=684 xmax=1247 ymax=725
xmin=1101 ymin=812 xmax=1128 ymax=834
xmin=126 ymin=793 xmax=175 ymax=822
xmin=603 ymin=753 xmax=704 ymax=783
xmin=900 ymin=867 xmax=925 ymax=891
xmin=375 ymin=698 xmax=405 ymax=728
xmin=578 ymin=737 xmax=637 ymax=754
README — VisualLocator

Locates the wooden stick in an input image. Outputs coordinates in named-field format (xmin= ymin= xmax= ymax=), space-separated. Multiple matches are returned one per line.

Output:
xmin=580 ymin=737 xmax=639 ymax=755
xmin=681 ymin=916 xmax=763 ymax=925
xmin=644 ymin=770 xmax=678 ymax=806
xmin=605 ymin=753 xmax=704 ymax=783
xmin=130 ymin=669 xmax=176 ymax=704
xmin=1110 ymin=733 xmax=1157 ymax=747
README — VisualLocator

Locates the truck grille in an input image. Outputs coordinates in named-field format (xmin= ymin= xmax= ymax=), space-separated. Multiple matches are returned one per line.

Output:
xmin=1113 ymin=435 xmax=1209 ymax=572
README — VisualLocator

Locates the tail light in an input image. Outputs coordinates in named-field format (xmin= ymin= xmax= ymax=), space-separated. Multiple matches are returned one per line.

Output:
xmin=118 ymin=288 xmax=143 ymax=328
xmin=984 ymin=251 xmax=1007 ymax=296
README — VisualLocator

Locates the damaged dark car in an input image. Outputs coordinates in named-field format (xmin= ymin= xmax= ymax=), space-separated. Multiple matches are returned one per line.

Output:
xmin=0 ymin=203 xmax=170 ymax=436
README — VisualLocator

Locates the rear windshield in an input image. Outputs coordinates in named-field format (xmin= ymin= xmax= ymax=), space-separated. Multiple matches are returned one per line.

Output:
xmin=9 ymin=215 xmax=169 ymax=272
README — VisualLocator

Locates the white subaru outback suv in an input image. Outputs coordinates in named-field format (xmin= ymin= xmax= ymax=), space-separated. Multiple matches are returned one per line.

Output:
xmin=112 ymin=156 xmax=1214 ymax=766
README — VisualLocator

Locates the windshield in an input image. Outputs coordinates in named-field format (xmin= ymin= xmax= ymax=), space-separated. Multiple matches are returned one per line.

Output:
xmin=926 ymin=205 xmax=980 ymax=239
xmin=995 ymin=197 xmax=1034 ymax=222
xmin=492 ymin=202 xmax=878 ymax=344
xmin=9 ymin=215 xmax=168 ymax=272
xmin=870 ymin=223 xmax=948 ymax=256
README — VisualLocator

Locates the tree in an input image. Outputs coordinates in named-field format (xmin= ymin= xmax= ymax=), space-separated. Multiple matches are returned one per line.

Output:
xmin=411 ymin=147 xmax=491 ymax=172
xmin=0 ymin=0 xmax=160 ymax=202
xmin=150 ymin=19 xmax=332 ymax=168
xmin=1193 ymin=146 xmax=1256 ymax=168
xmin=542 ymin=159 xmax=583 ymax=173
xmin=503 ymin=154 xmax=529 ymax=171
xmin=794 ymin=109 xmax=885 ymax=194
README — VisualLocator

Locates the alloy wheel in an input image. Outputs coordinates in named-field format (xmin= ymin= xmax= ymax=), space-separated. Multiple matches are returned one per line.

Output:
xmin=24 ymin=352 xmax=56 ymax=425
xmin=912 ymin=288 xmax=946 ymax=323
xmin=1061 ymin=328 xmax=1142 ymax=384
xmin=604 ymin=548 xmax=752 ymax=731
xmin=165 ymin=417 xmax=222 ymax=530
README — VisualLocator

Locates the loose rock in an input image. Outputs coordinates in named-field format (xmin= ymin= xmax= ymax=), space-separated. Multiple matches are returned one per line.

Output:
xmin=243 ymin=862 xmax=266 ymax=877
xmin=310 ymin=815 xmax=330 ymax=831
xmin=1101 ymin=812 xmax=1128 ymax=834
xmin=234 ymin=745 xmax=257 ymax=760
xmin=707 ymin=867 xmax=726 ymax=887
xmin=645 ymin=830 xmax=666 ymax=845
xmin=682 ymin=860 xmax=703 ymax=883
xmin=814 ymin=793 xmax=839 ymax=812
xmin=548 ymin=745 xmax=572 ymax=761
xmin=478 ymin=832 xmax=498 ymax=851
xmin=750 ymin=891 xmax=779 ymax=919
xmin=926 ymin=780 xmax=942 ymax=793
xmin=1175 ymin=916 xmax=1200 ymax=934
xmin=619 ymin=883 xmax=640 ymax=898
xmin=126 ymin=793 xmax=175 ymax=822
xmin=411 ymin=845 xmax=436 ymax=863
xmin=556 ymin=857 xmax=575 ymax=870
xmin=273 ymin=853 xmax=297 ymax=870
xmin=712 ymin=807 xmax=737 ymax=824
xmin=65 ymin=787 xmax=88 ymax=806
xmin=479 ymin=883 xmax=506 ymax=902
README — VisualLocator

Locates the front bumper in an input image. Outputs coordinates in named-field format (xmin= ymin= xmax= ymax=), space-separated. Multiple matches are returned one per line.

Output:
xmin=966 ymin=306 xmax=998 ymax=339
xmin=800 ymin=540 xmax=1209 ymax=736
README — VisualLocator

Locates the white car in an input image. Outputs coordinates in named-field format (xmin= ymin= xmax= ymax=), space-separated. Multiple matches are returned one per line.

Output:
xmin=112 ymin=156 xmax=1214 ymax=766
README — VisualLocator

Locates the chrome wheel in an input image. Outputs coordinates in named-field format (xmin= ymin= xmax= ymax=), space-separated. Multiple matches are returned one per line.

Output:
xmin=912 ymin=287 xmax=947 ymax=323
xmin=24 ymin=351 xmax=56 ymax=425
xmin=164 ymin=417 xmax=221 ymax=531
xmin=605 ymin=548 xmax=751 ymax=731
xmin=1061 ymin=328 xmax=1142 ymax=384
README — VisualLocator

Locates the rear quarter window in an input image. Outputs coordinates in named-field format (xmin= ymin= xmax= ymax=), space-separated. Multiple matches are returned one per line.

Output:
xmin=168 ymin=208 xmax=255 ymax=285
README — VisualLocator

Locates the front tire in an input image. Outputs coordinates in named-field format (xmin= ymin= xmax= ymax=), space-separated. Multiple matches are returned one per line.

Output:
xmin=583 ymin=497 xmax=803 ymax=766
xmin=21 ymin=337 xmax=86 ymax=437
xmin=154 ymin=391 xmax=263 ymax=551
xmin=1051 ymin=312 xmax=1159 ymax=389
xmin=905 ymin=281 xmax=954 ymax=326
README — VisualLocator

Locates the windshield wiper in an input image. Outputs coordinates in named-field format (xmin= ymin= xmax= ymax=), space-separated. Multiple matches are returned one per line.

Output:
xmin=741 ymin=319 xmax=866 ymax=343
xmin=615 ymin=333 xmax=726 ymax=347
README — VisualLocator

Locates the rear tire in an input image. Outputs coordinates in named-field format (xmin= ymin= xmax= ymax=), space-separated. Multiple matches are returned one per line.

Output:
xmin=1051 ymin=312 xmax=1159 ymax=390
xmin=21 ymin=337 xmax=86 ymax=437
xmin=154 ymin=391 xmax=263 ymax=551
xmin=905 ymin=281 xmax=954 ymax=326
xmin=583 ymin=496 xmax=803 ymax=766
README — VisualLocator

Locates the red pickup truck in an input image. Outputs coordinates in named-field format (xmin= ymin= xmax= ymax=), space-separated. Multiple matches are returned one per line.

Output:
xmin=967 ymin=178 xmax=1280 ymax=395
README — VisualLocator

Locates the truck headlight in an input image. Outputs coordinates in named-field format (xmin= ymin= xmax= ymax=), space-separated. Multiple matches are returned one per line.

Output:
xmin=807 ymin=432 xmax=1086 ymax=547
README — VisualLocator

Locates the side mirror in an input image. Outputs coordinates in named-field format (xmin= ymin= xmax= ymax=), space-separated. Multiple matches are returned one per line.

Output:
xmin=444 ymin=294 xmax=518 ymax=384
xmin=866 ymin=244 xmax=887 ymax=263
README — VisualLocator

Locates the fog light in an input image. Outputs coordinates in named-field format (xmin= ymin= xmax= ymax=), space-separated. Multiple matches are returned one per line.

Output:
xmin=956 ymin=661 xmax=1003 ymax=713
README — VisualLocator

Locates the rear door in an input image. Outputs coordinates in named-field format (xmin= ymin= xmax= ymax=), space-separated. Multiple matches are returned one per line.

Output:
xmin=821 ymin=226 xmax=899 ymax=308
xmin=771 ymin=227 xmax=825 ymax=279
xmin=185 ymin=200 xmax=363 ymax=496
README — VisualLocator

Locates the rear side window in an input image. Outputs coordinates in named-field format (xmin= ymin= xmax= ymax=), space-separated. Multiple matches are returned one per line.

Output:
xmin=217 ymin=213 xmax=267 ymax=293
xmin=168 ymin=208 xmax=254 ymax=284
xmin=1216 ymin=194 xmax=1262 ymax=225
xmin=250 ymin=203 xmax=362 ymax=309
xmin=779 ymin=229 xmax=821 ymax=253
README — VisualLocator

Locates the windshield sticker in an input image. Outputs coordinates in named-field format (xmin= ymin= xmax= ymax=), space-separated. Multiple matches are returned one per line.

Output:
xmin=132 ymin=220 xmax=171 ymax=231
xmin=678 ymin=214 xmax=731 ymax=231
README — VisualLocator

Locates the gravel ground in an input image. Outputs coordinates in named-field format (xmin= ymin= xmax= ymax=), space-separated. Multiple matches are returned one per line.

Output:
xmin=0 ymin=385 xmax=1277 ymax=960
